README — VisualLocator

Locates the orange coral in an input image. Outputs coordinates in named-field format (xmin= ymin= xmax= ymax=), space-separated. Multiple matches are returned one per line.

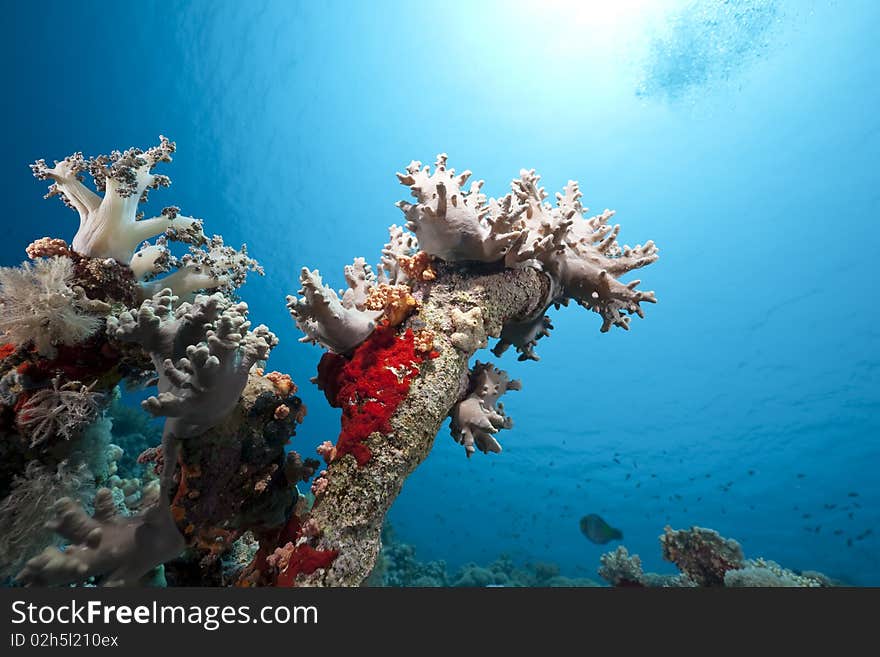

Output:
xmin=364 ymin=283 xmax=418 ymax=327
xmin=274 ymin=404 xmax=290 ymax=420
xmin=265 ymin=371 xmax=297 ymax=396
xmin=316 ymin=440 xmax=337 ymax=464
xmin=26 ymin=237 xmax=70 ymax=259
xmin=413 ymin=329 xmax=436 ymax=354
xmin=397 ymin=251 xmax=436 ymax=282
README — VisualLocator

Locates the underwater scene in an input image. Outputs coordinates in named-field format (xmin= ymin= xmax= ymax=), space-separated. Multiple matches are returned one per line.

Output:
xmin=0 ymin=0 xmax=877 ymax=587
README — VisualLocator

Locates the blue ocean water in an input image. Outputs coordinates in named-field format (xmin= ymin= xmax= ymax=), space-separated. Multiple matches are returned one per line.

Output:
xmin=2 ymin=0 xmax=877 ymax=584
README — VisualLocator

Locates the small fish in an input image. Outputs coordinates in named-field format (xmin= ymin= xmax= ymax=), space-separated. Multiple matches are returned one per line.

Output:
xmin=824 ymin=504 xmax=837 ymax=510
xmin=848 ymin=492 xmax=859 ymax=497
xmin=748 ymin=470 xmax=755 ymax=476
xmin=796 ymin=473 xmax=806 ymax=479
xmin=579 ymin=514 xmax=623 ymax=545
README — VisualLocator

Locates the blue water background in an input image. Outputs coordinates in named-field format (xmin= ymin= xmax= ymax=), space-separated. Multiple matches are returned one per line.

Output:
xmin=2 ymin=0 xmax=878 ymax=584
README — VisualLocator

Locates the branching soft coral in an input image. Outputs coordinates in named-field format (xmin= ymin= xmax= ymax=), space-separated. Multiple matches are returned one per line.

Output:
xmin=18 ymin=289 xmax=278 ymax=587
xmin=449 ymin=361 xmax=521 ymax=457
xmin=397 ymin=154 xmax=523 ymax=262
xmin=32 ymin=138 xmax=261 ymax=300
xmin=397 ymin=158 xmax=659 ymax=350
xmin=0 ymin=257 xmax=108 ymax=357
xmin=108 ymin=288 xmax=278 ymax=437
xmin=287 ymin=267 xmax=382 ymax=354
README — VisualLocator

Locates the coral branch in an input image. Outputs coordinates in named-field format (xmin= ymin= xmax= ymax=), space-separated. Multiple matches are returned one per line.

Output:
xmin=449 ymin=361 xmax=521 ymax=456
xmin=282 ymin=154 xmax=658 ymax=586
xmin=287 ymin=268 xmax=382 ymax=354
xmin=298 ymin=266 xmax=549 ymax=585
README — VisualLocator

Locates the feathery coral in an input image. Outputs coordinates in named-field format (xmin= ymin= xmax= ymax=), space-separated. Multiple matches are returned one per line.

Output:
xmin=16 ymin=377 xmax=105 ymax=447
xmin=0 ymin=257 xmax=106 ymax=357
xmin=0 ymin=461 xmax=91 ymax=580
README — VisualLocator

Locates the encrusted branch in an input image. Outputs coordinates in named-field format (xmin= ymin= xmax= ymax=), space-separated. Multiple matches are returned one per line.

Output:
xmin=279 ymin=154 xmax=659 ymax=587
xmin=301 ymin=265 xmax=549 ymax=585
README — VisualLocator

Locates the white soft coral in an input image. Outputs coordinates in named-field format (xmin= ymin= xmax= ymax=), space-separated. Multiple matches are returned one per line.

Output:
xmin=31 ymin=137 xmax=202 ymax=263
xmin=32 ymin=138 xmax=261 ymax=300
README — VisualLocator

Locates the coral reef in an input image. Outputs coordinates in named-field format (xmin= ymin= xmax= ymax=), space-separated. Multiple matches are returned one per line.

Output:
xmin=2 ymin=138 xmax=310 ymax=588
xmin=598 ymin=546 xmax=645 ymax=587
xmin=279 ymin=154 xmax=658 ymax=586
xmin=598 ymin=526 xmax=834 ymax=588
xmin=16 ymin=288 xmax=280 ymax=586
xmin=8 ymin=147 xmax=658 ymax=589
xmin=373 ymin=525 xmax=598 ymax=587
xmin=659 ymin=525 xmax=744 ymax=586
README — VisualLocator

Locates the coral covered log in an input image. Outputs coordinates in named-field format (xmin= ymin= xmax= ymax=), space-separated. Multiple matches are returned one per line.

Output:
xmin=287 ymin=265 xmax=550 ymax=586
xmin=282 ymin=154 xmax=659 ymax=586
